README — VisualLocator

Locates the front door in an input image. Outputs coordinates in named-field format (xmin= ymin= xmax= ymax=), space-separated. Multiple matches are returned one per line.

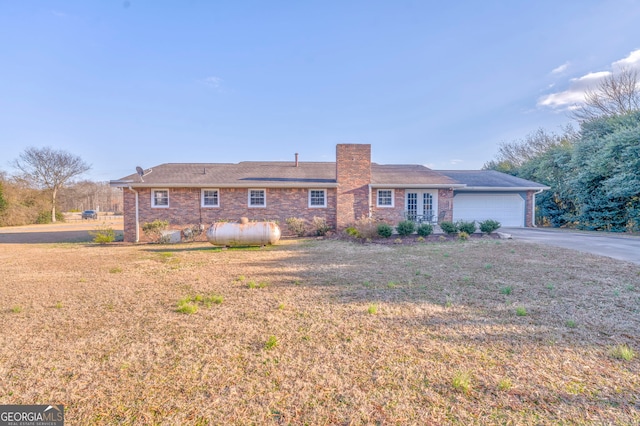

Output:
xmin=406 ymin=190 xmax=436 ymax=222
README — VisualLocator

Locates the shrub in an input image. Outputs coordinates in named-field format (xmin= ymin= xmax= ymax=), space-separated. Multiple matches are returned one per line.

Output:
xmin=311 ymin=216 xmax=331 ymax=236
xmin=345 ymin=227 xmax=361 ymax=238
xmin=416 ymin=223 xmax=433 ymax=237
xmin=457 ymin=220 xmax=477 ymax=234
xmin=285 ymin=217 xmax=307 ymax=237
xmin=396 ymin=220 xmax=416 ymax=236
xmin=377 ymin=223 xmax=393 ymax=238
xmin=36 ymin=211 xmax=65 ymax=224
xmin=142 ymin=220 xmax=169 ymax=242
xmin=458 ymin=231 xmax=469 ymax=241
xmin=353 ymin=216 xmax=378 ymax=239
xmin=479 ymin=219 xmax=501 ymax=234
xmin=440 ymin=221 xmax=458 ymax=234
xmin=89 ymin=224 xmax=116 ymax=244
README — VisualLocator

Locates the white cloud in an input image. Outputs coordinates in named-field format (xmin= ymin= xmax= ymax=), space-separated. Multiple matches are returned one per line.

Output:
xmin=203 ymin=76 xmax=222 ymax=89
xmin=449 ymin=159 xmax=463 ymax=165
xmin=538 ymin=71 xmax=610 ymax=108
xmin=612 ymin=49 xmax=640 ymax=70
xmin=537 ymin=49 xmax=640 ymax=110
xmin=551 ymin=62 xmax=570 ymax=74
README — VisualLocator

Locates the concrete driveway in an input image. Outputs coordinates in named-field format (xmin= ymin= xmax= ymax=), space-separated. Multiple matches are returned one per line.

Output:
xmin=503 ymin=227 xmax=640 ymax=265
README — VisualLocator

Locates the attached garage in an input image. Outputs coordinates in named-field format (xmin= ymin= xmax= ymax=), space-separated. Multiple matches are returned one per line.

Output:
xmin=452 ymin=193 xmax=525 ymax=227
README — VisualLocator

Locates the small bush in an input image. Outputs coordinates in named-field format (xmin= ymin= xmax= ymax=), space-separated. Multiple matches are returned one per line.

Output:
xmin=353 ymin=216 xmax=378 ymax=239
xmin=457 ymin=220 xmax=477 ymax=234
xmin=367 ymin=304 xmax=378 ymax=315
xmin=440 ymin=221 xmax=458 ymax=235
xmin=285 ymin=217 xmax=307 ymax=237
xmin=417 ymin=223 xmax=433 ymax=237
xmin=458 ymin=231 xmax=469 ymax=241
xmin=142 ymin=220 xmax=169 ymax=243
xmin=89 ymin=224 xmax=116 ymax=244
xmin=345 ymin=227 xmax=361 ymax=238
xmin=396 ymin=220 xmax=416 ymax=236
xmin=479 ymin=219 xmax=501 ymax=234
xmin=377 ymin=223 xmax=393 ymax=238
xmin=36 ymin=211 xmax=65 ymax=224
xmin=311 ymin=216 xmax=331 ymax=236
xmin=516 ymin=307 xmax=527 ymax=316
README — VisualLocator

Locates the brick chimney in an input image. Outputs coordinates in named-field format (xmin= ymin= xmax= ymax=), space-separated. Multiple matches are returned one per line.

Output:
xmin=336 ymin=144 xmax=371 ymax=229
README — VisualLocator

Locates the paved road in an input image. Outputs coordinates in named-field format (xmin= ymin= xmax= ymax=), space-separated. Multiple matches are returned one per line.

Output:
xmin=503 ymin=227 xmax=640 ymax=265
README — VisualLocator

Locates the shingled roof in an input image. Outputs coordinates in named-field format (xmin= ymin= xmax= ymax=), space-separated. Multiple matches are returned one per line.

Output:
xmin=111 ymin=161 xmax=546 ymax=190
xmin=436 ymin=170 xmax=550 ymax=190
xmin=112 ymin=161 xmax=465 ymax=188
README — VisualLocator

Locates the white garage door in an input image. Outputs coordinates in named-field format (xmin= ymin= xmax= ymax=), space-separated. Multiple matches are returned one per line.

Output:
xmin=453 ymin=193 xmax=525 ymax=227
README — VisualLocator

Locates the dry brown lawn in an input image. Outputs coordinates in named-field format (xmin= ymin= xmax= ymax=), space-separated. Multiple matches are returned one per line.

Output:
xmin=1 ymin=236 xmax=639 ymax=425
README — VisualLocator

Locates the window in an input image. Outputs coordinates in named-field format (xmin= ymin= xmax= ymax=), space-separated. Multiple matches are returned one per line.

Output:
xmin=308 ymin=189 xmax=327 ymax=208
xmin=152 ymin=189 xmax=169 ymax=208
xmin=201 ymin=189 xmax=219 ymax=207
xmin=248 ymin=189 xmax=266 ymax=207
xmin=377 ymin=189 xmax=394 ymax=207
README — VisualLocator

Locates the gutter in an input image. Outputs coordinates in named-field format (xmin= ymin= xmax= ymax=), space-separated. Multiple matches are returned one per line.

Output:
xmin=369 ymin=183 xmax=466 ymax=189
xmin=452 ymin=186 xmax=550 ymax=192
xmin=111 ymin=182 xmax=338 ymax=189
xmin=128 ymin=187 xmax=139 ymax=243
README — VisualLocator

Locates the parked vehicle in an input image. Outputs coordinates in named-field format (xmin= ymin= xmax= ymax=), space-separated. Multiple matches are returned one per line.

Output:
xmin=82 ymin=210 xmax=98 ymax=219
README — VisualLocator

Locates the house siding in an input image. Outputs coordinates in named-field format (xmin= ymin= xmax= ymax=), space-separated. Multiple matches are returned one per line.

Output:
xmin=123 ymin=187 xmax=337 ymax=242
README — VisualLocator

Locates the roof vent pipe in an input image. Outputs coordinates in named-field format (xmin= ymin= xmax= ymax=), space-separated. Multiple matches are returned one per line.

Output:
xmin=295 ymin=153 xmax=299 ymax=167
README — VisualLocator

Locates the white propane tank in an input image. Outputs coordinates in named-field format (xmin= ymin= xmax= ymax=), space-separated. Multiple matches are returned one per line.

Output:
xmin=206 ymin=218 xmax=281 ymax=246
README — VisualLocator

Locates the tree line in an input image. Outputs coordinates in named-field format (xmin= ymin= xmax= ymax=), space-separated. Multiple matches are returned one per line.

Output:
xmin=484 ymin=69 xmax=640 ymax=232
xmin=0 ymin=147 xmax=122 ymax=227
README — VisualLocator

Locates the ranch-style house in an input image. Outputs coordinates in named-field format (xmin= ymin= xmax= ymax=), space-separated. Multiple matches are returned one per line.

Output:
xmin=110 ymin=144 xmax=548 ymax=242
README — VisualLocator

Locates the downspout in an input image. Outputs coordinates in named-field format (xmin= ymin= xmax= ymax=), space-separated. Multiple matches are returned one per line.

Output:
xmin=368 ymin=184 xmax=372 ymax=218
xmin=129 ymin=187 xmax=139 ymax=243
xmin=532 ymin=189 xmax=544 ymax=227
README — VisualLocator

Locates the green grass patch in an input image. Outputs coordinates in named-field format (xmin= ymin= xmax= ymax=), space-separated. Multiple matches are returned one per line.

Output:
xmin=452 ymin=371 xmax=472 ymax=394
xmin=264 ymin=335 xmax=278 ymax=350
xmin=610 ymin=344 xmax=635 ymax=361
xmin=516 ymin=307 xmax=527 ymax=316
xmin=176 ymin=293 xmax=223 ymax=313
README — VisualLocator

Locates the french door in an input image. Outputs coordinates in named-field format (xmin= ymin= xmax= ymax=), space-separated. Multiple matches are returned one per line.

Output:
xmin=406 ymin=190 xmax=436 ymax=222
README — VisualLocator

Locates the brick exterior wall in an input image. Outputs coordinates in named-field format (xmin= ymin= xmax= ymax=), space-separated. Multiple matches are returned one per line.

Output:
xmin=335 ymin=144 xmax=371 ymax=229
xmin=438 ymin=188 xmax=454 ymax=222
xmin=525 ymin=190 xmax=535 ymax=227
xmin=370 ymin=189 xmax=405 ymax=224
xmin=123 ymin=187 xmax=337 ymax=242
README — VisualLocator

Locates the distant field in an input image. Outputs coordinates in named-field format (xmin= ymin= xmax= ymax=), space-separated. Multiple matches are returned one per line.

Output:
xmin=0 ymin=236 xmax=638 ymax=424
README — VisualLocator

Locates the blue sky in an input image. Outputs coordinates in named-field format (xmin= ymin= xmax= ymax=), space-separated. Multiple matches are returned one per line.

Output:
xmin=2 ymin=1 xmax=640 ymax=181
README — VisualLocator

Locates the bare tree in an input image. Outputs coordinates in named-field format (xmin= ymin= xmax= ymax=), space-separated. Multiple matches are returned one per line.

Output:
xmin=13 ymin=147 xmax=91 ymax=222
xmin=572 ymin=67 xmax=640 ymax=122
xmin=484 ymin=126 xmax=577 ymax=170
